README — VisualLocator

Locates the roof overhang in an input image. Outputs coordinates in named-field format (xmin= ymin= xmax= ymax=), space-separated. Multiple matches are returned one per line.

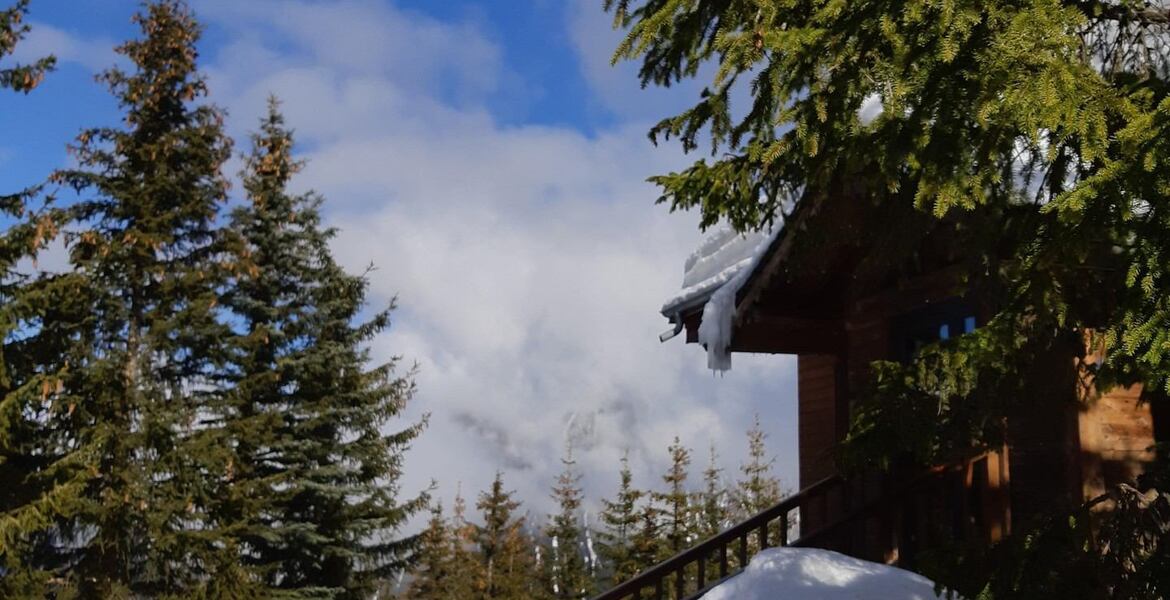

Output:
xmin=663 ymin=177 xmax=936 ymax=357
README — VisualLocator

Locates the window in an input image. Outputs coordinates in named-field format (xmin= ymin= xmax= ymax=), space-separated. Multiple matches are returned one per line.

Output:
xmin=891 ymin=300 xmax=978 ymax=362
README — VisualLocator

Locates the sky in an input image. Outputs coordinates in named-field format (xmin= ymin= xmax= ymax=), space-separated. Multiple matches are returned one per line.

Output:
xmin=0 ymin=0 xmax=798 ymax=521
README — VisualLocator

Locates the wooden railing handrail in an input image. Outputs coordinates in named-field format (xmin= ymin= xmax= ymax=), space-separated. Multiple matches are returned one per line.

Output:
xmin=591 ymin=475 xmax=841 ymax=600
xmin=591 ymin=452 xmax=992 ymax=600
xmin=793 ymin=454 xmax=983 ymax=549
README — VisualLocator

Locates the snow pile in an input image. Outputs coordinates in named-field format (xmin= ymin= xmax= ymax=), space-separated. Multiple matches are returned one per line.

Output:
xmin=661 ymin=224 xmax=780 ymax=372
xmin=703 ymin=548 xmax=944 ymax=600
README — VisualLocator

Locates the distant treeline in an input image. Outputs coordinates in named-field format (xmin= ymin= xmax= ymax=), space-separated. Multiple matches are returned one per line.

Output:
xmin=397 ymin=417 xmax=790 ymax=600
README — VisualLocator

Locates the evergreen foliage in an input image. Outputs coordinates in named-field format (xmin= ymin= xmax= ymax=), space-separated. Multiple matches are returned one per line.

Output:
xmin=697 ymin=444 xmax=728 ymax=540
xmin=695 ymin=445 xmax=730 ymax=586
xmin=0 ymin=4 xmax=427 ymax=596
xmin=619 ymin=491 xmax=663 ymax=590
xmin=43 ymin=2 xmax=233 ymax=594
xmin=544 ymin=447 xmax=595 ymax=600
xmin=475 ymin=472 xmax=539 ymax=599
xmin=0 ymin=1 xmax=53 ymax=93
xmin=655 ymin=437 xmax=694 ymax=559
xmin=607 ymin=0 xmax=1170 ymax=595
xmin=401 ymin=502 xmax=455 ymax=599
xmin=218 ymin=99 xmax=427 ymax=597
xmin=0 ymin=2 xmax=73 ymax=596
xmin=595 ymin=452 xmax=645 ymax=587
xmin=447 ymin=489 xmax=484 ymax=599
xmin=732 ymin=416 xmax=782 ymax=519
xmin=402 ymin=429 xmax=792 ymax=599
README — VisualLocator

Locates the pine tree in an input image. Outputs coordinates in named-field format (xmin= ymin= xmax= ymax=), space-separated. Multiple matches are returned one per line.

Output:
xmin=474 ymin=471 xmax=539 ymax=599
xmin=595 ymin=452 xmax=644 ymax=589
xmin=219 ymin=99 xmax=426 ymax=597
xmin=401 ymin=502 xmax=454 ymax=599
xmin=0 ymin=0 xmax=54 ymax=93
xmin=544 ymin=446 xmax=595 ymax=600
xmin=733 ymin=416 xmax=782 ymax=520
xmin=19 ymin=2 xmax=235 ymax=595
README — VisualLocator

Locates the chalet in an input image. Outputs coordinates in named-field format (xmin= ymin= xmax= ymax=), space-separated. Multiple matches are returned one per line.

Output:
xmin=595 ymin=189 xmax=1165 ymax=600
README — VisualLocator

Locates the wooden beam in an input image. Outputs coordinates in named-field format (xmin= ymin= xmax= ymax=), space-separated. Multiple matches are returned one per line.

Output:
xmin=731 ymin=316 xmax=845 ymax=355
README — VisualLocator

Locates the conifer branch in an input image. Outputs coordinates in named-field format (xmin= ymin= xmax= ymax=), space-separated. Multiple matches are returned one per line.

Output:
xmin=1074 ymin=0 xmax=1170 ymax=25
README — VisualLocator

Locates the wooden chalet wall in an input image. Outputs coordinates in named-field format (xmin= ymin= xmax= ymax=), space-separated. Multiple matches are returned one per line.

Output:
xmin=793 ymin=280 xmax=1158 ymax=554
xmin=705 ymin=187 xmax=1157 ymax=564
xmin=1078 ymin=383 xmax=1155 ymax=505
xmin=797 ymin=355 xmax=841 ymax=490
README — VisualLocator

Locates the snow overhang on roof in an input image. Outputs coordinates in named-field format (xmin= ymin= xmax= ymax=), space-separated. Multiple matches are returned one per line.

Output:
xmin=660 ymin=226 xmax=774 ymax=318
xmin=660 ymin=222 xmax=784 ymax=372
xmin=660 ymin=190 xmax=848 ymax=371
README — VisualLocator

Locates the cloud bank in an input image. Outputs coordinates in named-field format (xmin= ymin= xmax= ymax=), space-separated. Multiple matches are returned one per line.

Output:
xmin=37 ymin=0 xmax=801 ymax=519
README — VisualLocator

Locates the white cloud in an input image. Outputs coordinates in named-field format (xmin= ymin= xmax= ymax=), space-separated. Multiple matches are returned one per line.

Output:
xmin=565 ymin=0 xmax=709 ymax=122
xmin=196 ymin=0 xmax=799 ymax=519
xmin=13 ymin=22 xmax=121 ymax=73
xmin=197 ymin=0 xmax=502 ymax=105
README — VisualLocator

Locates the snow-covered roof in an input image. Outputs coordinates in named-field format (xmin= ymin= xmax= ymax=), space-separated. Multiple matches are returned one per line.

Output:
xmin=661 ymin=226 xmax=768 ymax=316
xmin=702 ymin=547 xmax=944 ymax=600
xmin=660 ymin=223 xmax=781 ymax=372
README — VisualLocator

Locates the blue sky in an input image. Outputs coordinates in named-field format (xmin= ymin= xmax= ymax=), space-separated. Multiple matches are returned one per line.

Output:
xmin=2 ymin=0 xmax=797 ymax=518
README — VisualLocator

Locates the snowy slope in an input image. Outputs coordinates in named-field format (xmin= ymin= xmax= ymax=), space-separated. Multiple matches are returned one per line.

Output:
xmin=702 ymin=547 xmax=945 ymax=600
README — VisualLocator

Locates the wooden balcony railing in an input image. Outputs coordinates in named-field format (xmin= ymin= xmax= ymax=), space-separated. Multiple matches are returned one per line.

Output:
xmin=591 ymin=451 xmax=1005 ymax=600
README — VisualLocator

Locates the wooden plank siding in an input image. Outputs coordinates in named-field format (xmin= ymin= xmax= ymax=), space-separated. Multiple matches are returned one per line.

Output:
xmin=1078 ymin=383 xmax=1154 ymax=505
xmin=797 ymin=354 xmax=842 ymax=535
xmin=798 ymin=354 xmax=841 ymax=490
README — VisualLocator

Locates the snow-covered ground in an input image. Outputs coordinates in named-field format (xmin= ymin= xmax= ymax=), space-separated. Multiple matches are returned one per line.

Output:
xmin=702 ymin=547 xmax=945 ymax=600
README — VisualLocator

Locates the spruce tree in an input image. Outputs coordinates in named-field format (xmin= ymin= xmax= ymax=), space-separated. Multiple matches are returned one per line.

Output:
xmin=219 ymin=99 xmax=426 ymax=597
xmin=627 ymin=499 xmax=661 ymax=578
xmin=695 ymin=445 xmax=731 ymax=585
xmin=0 ymin=234 xmax=88 ymax=597
xmin=697 ymin=445 xmax=728 ymax=540
xmin=448 ymin=488 xmax=483 ymax=599
xmin=595 ymin=452 xmax=644 ymax=588
xmin=0 ymin=2 xmax=72 ymax=595
xmin=544 ymin=447 xmax=595 ymax=600
xmin=655 ymin=437 xmax=694 ymax=559
xmin=474 ymin=471 xmax=539 ymax=599
xmin=733 ymin=416 xmax=782 ymax=520
xmin=25 ymin=2 xmax=234 ymax=595
xmin=401 ymin=502 xmax=454 ymax=599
